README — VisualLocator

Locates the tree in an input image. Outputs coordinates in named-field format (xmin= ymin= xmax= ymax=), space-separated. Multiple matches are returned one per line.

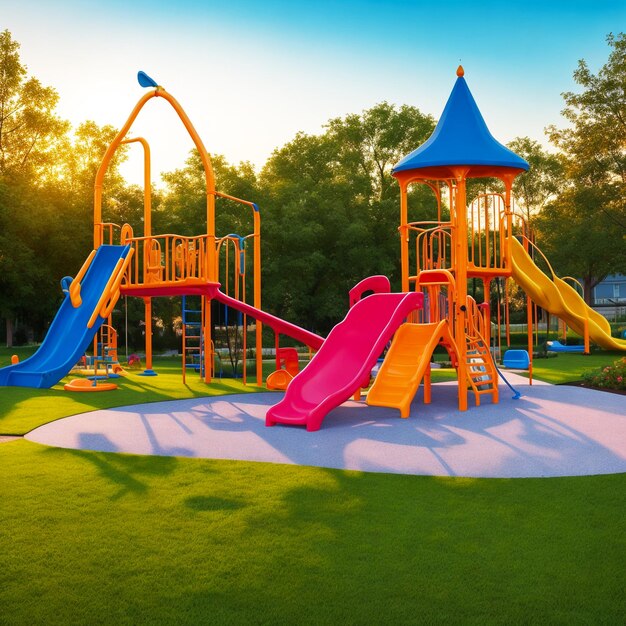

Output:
xmin=507 ymin=137 xmax=563 ymax=224
xmin=0 ymin=30 xmax=71 ymax=344
xmin=0 ymin=30 xmax=69 ymax=179
xmin=259 ymin=132 xmax=355 ymax=331
xmin=325 ymin=102 xmax=436 ymax=202
xmin=536 ymin=184 xmax=625 ymax=304
xmin=0 ymin=119 xmax=130 ymax=345
xmin=540 ymin=33 xmax=626 ymax=302
xmin=0 ymin=31 xmax=133 ymax=345
xmin=547 ymin=33 xmax=626 ymax=187
xmin=258 ymin=104 xmax=437 ymax=333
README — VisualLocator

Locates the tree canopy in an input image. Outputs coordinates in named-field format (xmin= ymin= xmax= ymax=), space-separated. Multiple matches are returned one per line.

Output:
xmin=0 ymin=30 xmax=69 ymax=180
xmin=256 ymin=104 xmax=436 ymax=332
xmin=0 ymin=28 xmax=624 ymax=345
xmin=539 ymin=32 xmax=626 ymax=302
xmin=0 ymin=30 xmax=128 ymax=343
xmin=506 ymin=137 xmax=563 ymax=224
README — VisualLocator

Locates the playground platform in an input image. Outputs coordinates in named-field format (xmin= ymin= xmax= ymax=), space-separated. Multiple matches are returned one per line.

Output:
xmin=24 ymin=374 xmax=626 ymax=478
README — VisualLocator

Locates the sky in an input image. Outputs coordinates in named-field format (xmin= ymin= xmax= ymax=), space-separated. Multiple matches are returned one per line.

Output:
xmin=2 ymin=0 xmax=625 ymax=186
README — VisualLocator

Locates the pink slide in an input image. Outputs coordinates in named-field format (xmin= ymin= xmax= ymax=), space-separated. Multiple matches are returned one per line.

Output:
xmin=266 ymin=291 xmax=423 ymax=431
xmin=125 ymin=281 xmax=325 ymax=350
xmin=213 ymin=290 xmax=324 ymax=350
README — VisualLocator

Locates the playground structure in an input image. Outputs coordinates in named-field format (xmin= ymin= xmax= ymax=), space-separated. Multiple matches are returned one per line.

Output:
xmin=266 ymin=347 xmax=301 ymax=390
xmin=0 ymin=71 xmax=323 ymax=391
xmin=0 ymin=67 xmax=624 ymax=430
xmin=267 ymin=65 xmax=626 ymax=429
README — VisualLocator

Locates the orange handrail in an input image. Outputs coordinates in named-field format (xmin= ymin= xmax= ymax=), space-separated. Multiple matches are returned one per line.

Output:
xmin=87 ymin=257 xmax=126 ymax=329
xmin=101 ymin=250 xmax=136 ymax=318
xmin=87 ymin=248 xmax=135 ymax=329
xmin=69 ymin=250 xmax=97 ymax=308
xmin=98 ymin=223 xmax=122 ymax=245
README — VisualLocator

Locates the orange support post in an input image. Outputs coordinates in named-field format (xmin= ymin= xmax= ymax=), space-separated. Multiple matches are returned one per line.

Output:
xmin=452 ymin=169 xmax=470 ymax=412
xmin=399 ymin=180 xmax=410 ymax=292
xmin=140 ymin=297 xmax=157 ymax=376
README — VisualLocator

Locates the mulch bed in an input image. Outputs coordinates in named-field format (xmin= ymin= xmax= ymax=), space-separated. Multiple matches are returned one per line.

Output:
xmin=559 ymin=381 xmax=626 ymax=396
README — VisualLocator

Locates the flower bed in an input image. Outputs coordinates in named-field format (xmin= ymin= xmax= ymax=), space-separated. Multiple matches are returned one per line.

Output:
xmin=581 ymin=357 xmax=626 ymax=392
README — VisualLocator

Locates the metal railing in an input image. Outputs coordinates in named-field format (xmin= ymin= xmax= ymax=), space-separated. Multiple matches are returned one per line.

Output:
xmin=122 ymin=232 xmax=211 ymax=287
xmin=406 ymin=222 xmax=454 ymax=276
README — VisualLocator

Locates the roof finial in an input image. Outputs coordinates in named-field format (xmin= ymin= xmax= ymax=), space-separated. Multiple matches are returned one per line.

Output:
xmin=457 ymin=65 xmax=464 ymax=77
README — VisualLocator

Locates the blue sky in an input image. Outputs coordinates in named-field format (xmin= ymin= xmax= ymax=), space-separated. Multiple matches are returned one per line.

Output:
xmin=2 ymin=0 xmax=624 ymax=184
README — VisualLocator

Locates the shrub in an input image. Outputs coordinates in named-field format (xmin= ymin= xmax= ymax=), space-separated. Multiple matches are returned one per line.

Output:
xmin=582 ymin=357 xmax=626 ymax=391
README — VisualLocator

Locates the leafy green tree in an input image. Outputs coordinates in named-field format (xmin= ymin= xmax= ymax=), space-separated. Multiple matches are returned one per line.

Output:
xmin=0 ymin=30 xmax=70 ymax=344
xmin=0 ymin=31 xmax=133 ymax=345
xmin=536 ymin=184 xmax=625 ymax=304
xmin=325 ymin=102 xmax=436 ymax=202
xmin=540 ymin=32 xmax=626 ymax=302
xmin=59 ymin=121 xmax=126 ymax=193
xmin=507 ymin=137 xmax=564 ymax=224
xmin=547 ymin=33 xmax=626 ymax=187
xmin=0 ymin=30 xmax=69 ymax=179
xmin=0 ymin=179 xmax=42 ymax=343
xmin=258 ymin=104 xmax=437 ymax=333
xmin=259 ymin=132 xmax=355 ymax=331
xmin=0 ymin=122 xmax=131 ymax=345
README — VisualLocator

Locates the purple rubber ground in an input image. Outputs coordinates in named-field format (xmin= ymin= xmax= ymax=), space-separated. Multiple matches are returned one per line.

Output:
xmin=25 ymin=374 xmax=626 ymax=478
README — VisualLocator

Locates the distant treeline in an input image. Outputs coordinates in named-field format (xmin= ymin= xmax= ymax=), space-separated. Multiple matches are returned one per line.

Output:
xmin=1 ymin=30 xmax=624 ymax=346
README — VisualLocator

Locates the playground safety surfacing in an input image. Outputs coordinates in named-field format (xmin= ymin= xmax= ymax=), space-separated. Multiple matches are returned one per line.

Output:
xmin=26 ymin=374 xmax=626 ymax=478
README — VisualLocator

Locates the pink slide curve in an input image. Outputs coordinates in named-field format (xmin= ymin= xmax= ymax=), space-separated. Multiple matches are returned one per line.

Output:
xmin=266 ymin=291 xmax=423 ymax=431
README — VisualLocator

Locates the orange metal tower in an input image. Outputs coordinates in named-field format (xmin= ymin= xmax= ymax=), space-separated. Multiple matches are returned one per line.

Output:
xmin=93 ymin=72 xmax=264 ymax=383
xmin=392 ymin=66 xmax=530 ymax=410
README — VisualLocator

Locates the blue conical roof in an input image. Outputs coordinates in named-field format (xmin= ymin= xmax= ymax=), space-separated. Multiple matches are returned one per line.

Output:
xmin=393 ymin=68 xmax=529 ymax=176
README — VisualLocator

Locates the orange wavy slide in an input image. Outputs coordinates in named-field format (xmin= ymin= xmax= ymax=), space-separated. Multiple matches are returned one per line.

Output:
xmin=509 ymin=237 xmax=626 ymax=352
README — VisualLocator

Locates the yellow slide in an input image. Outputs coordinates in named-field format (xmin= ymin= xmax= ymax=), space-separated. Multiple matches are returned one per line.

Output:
xmin=367 ymin=320 xmax=455 ymax=417
xmin=510 ymin=237 xmax=626 ymax=352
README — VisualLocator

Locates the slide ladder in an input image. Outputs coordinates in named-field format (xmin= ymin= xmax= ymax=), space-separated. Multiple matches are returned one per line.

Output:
xmin=367 ymin=320 xmax=454 ymax=417
xmin=182 ymin=295 xmax=204 ymax=377
xmin=465 ymin=336 xmax=498 ymax=406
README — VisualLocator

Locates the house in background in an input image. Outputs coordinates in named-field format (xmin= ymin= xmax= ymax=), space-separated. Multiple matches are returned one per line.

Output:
xmin=592 ymin=274 xmax=626 ymax=321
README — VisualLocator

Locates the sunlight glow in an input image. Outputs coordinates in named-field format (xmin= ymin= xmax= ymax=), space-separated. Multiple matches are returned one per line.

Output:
xmin=3 ymin=0 xmax=623 ymax=184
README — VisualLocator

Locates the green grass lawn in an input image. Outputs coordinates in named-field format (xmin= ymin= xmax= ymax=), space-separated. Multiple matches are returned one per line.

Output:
xmin=0 ymin=354 xmax=265 ymax=436
xmin=521 ymin=350 xmax=625 ymax=384
xmin=1 ymin=439 xmax=624 ymax=625
xmin=0 ymin=347 xmax=621 ymax=435
xmin=1 ymin=345 xmax=624 ymax=623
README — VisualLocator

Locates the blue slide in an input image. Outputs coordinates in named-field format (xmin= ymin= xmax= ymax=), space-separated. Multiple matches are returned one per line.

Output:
xmin=0 ymin=245 xmax=131 ymax=389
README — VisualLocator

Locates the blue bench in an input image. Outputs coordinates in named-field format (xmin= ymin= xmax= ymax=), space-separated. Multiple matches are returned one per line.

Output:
xmin=503 ymin=350 xmax=530 ymax=370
